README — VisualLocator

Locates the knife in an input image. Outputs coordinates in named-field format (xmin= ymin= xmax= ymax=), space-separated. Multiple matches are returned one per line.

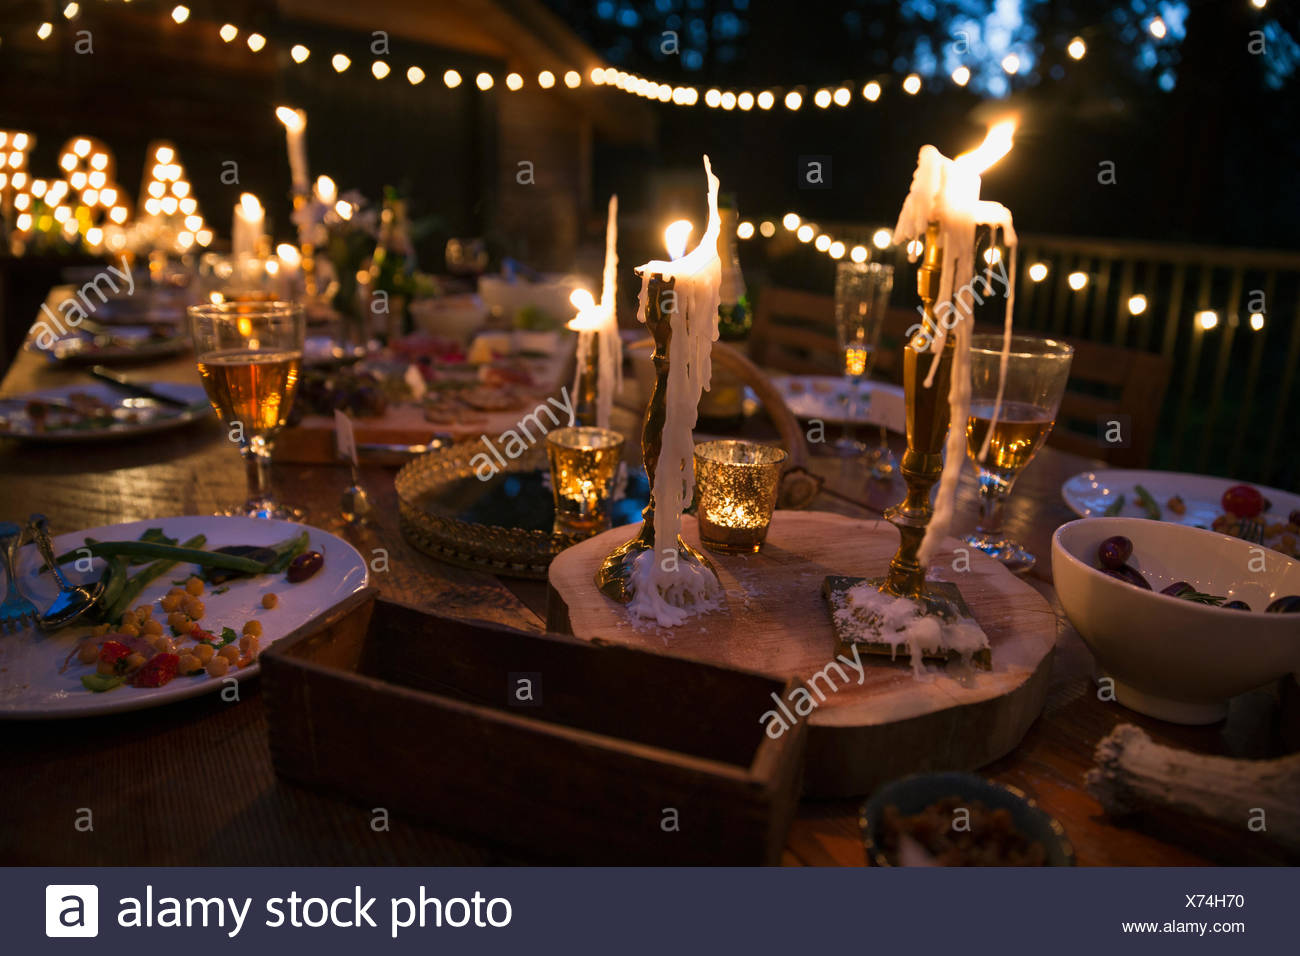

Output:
xmin=88 ymin=365 xmax=192 ymax=408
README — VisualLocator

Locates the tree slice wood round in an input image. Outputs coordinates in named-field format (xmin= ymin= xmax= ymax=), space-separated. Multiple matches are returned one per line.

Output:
xmin=547 ymin=510 xmax=1057 ymax=797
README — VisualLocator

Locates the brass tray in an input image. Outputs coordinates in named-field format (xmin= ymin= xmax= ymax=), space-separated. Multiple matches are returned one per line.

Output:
xmin=395 ymin=439 xmax=649 ymax=579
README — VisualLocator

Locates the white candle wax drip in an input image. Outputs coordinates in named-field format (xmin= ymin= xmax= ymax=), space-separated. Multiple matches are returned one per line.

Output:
xmin=892 ymin=120 xmax=1018 ymax=565
xmin=567 ymin=195 xmax=623 ymax=429
xmin=627 ymin=155 xmax=725 ymax=626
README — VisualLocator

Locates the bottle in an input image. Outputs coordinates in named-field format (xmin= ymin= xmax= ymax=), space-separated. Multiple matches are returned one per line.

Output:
xmin=370 ymin=188 xmax=416 ymax=340
xmin=698 ymin=193 xmax=751 ymax=431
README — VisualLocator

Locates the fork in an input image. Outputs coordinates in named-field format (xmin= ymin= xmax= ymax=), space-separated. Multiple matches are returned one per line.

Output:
xmin=0 ymin=522 xmax=38 ymax=633
xmin=1234 ymin=518 xmax=1266 ymax=544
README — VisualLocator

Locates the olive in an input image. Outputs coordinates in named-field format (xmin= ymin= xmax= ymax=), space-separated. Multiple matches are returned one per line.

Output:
xmin=1265 ymin=595 xmax=1300 ymax=614
xmin=1102 ymin=565 xmax=1151 ymax=590
xmin=287 ymin=550 xmax=324 ymax=583
xmin=1222 ymin=600 xmax=1252 ymax=611
xmin=1097 ymin=535 xmax=1133 ymax=570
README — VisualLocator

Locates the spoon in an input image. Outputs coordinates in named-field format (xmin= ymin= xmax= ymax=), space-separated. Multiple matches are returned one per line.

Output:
xmin=27 ymin=513 xmax=104 ymax=630
xmin=340 ymin=461 xmax=372 ymax=525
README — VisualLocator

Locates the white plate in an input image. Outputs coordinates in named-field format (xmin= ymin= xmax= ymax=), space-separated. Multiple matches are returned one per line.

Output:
xmin=0 ymin=516 xmax=369 ymax=718
xmin=1061 ymin=468 xmax=1300 ymax=529
xmin=0 ymin=382 xmax=209 ymax=442
xmin=757 ymin=375 xmax=906 ymax=432
xmin=31 ymin=327 xmax=190 ymax=366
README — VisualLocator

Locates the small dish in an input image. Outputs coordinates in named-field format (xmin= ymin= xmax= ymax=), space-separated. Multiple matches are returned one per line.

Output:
xmin=860 ymin=771 xmax=1075 ymax=866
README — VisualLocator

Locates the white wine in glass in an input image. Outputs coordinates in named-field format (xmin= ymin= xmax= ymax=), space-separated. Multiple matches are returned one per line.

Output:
xmin=189 ymin=301 xmax=305 ymax=519
xmin=962 ymin=335 xmax=1073 ymax=572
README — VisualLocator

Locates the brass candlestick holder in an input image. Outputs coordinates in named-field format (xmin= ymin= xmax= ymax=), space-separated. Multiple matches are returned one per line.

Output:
xmin=877 ymin=221 xmax=963 ymax=617
xmin=291 ymin=189 xmax=318 ymax=298
xmin=572 ymin=335 xmax=599 ymax=428
xmin=596 ymin=274 xmax=717 ymax=602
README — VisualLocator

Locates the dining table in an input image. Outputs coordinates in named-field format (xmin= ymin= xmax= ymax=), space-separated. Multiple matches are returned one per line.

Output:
xmin=1 ymin=299 xmax=1292 ymax=867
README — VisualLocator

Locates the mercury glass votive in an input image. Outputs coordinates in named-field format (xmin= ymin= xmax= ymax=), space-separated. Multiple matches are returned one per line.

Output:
xmin=546 ymin=426 xmax=625 ymax=535
xmin=693 ymin=440 xmax=788 ymax=554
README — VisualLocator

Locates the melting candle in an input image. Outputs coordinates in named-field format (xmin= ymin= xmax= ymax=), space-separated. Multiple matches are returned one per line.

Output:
xmin=565 ymin=195 xmax=622 ymax=428
xmin=232 ymin=192 xmax=264 ymax=261
xmin=276 ymin=106 xmax=309 ymax=193
xmin=892 ymin=120 xmax=1018 ymax=564
xmin=626 ymin=156 xmax=725 ymax=626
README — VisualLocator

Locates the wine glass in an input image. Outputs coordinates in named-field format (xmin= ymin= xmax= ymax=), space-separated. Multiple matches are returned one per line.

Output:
xmin=188 ymin=300 xmax=305 ymax=519
xmin=963 ymin=334 xmax=1074 ymax=572
xmin=832 ymin=261 xmax=894 ymax=473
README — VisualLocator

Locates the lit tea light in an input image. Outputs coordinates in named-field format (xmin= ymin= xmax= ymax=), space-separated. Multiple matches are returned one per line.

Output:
xmin=694 ymin=440 xmax=788 ymax=554
xmin=545 ymin=426 xmax=625 ymax=535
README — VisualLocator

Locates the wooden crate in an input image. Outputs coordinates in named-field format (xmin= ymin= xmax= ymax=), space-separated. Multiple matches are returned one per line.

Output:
xmin=261 ymin=588 xmax=806 ymax=864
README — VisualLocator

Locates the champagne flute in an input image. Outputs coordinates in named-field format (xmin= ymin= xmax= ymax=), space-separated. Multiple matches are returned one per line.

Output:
xmin=963 ymin=334 xmax=1074 ymax=572
xmin=832 ymin=261 xmax=894 ymax=467
xmin=188 ymin=300 xmax=305 ymax=519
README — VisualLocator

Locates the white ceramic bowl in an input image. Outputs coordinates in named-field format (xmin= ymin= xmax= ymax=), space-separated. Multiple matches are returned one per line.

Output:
xmin=1052 ymin=517 xmax=1300 ymax=724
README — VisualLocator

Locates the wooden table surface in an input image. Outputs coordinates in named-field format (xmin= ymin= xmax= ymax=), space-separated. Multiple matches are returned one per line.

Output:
xmin=0 ymin=318 xmax=1289 ymax=866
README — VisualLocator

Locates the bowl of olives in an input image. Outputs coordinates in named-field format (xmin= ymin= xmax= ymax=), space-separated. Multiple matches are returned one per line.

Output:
xmin=1052 ymin=517 xmax=1300 ymax=725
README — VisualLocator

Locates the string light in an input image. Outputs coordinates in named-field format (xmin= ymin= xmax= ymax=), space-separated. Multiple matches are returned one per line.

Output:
xmin=171 ymin=6 xmax=189 ymax=25
xmin=737 ymin=91 xmax=754 ymax=110
xmin=37 ymin=22 xmax=53 ymax=40
xmin=1197 ymin=310 xmax=1218 ymax=330
xmin=291 ymin=45 xmax=310 ymax=63
xmin=871 ymin=228 xmax=892 ymax=249
xmin=814 ymin=89 xmax=832 ymax=108
xmin=720 ymin=91 xmax=736 ymax=110
xmin=784 ymin=91 xmax=802 ymax=110
xmin=476 ymin=72 xmax=494 ymax=90
xmin=814 ymin=233 xmax=831 ymax=251
xmin=1028 ymin=262 xmax=1048 ymax=281
xmin=1068 ymin=271 xmax=1089 ymax=290
xmin=1250 ymin=0 xmax=1268 ymax=8
xmin=63 ymin=3 xmax=79 ymax=19
xmin=951 ymin=66 xmax=971 ymax=86
xmin=782 ymin=213 xmax=800 ymax=230
xmin=406 ymin=66 xmax=425 ymax=85
xmin=1127 ymin=294 xmax=1147 ymax=315
xmin=538 ymin=70 xmax=555 ymax=88
xmin=757 ymin=91 xmax=774 ymax=110
xmin=850 ymin=245 xmax=868 ymax=263
xmin=863 ymin=81 xmax=882 ymax=101
xmin=564 ymin=70 xmax=580 ymax=88
xmin=219 ymin=24 xmax=237 ymax=43
xmin=444 ymin=69 xmax=462 ymax=88
xmin=247 ymin=33 xmax=265 ymax=52
xmin=759 ymin=221 xmax=776 ymax=238
xmin=1068 ymin=37 xmax=1087 ymax=60
xmin=1250 ymin=312 xmax=1265 ymax=329
xmin=1149 ymin=17 xmax=1167 ymax=39
xmin=828 ymin=240 xmax=845 ymax=259
xmin=705 ymin=88 xmax=722 ymax=108
xmin=833 ymin=87 xmax=851 ymax=106
xmin=796 ymin=224 xmax=814 ymax=242
xmin=332 ymin=53 xmax=350 ymax=72
xmin=736 ymin=221 xmax=755 ymax=239
xmin=372 ymin=61 xmax=390 ymax=79
xmin=506 ymin=72 xmax=523 ymax=90
xmin=1001 ymin=54 xmax=1021 ymax=75
xmin=903 ymin=74 xmax=922 ymax=94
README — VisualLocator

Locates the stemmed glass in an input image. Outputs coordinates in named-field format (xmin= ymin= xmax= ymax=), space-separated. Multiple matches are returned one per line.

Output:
xmin=187 ymin=301 xmax=305 ymax=519
xmin=963 ymin=334 xmax=1074 ymax=572
xmin=832 ymin=261 xmax=896 ymax=476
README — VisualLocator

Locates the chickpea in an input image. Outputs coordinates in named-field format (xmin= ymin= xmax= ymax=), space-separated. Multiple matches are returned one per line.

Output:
xmin=218 ymin=644 xmax=240 ymax=663
xmin=97 ymin=659 xmax=117 ymax=675
xmin=119 ymin=609 xmax=138 ymax=627
xmin=154 ymin=637 xmax=176 ymax=655
xmin=160 ymin=593 xmax=182 ymax=613
xmin=119 ymin=622 xmax=140 ymax=638
xmin=142 ymin=619 xmax=163 ymax=637
xmin=242 ymin=620 xmax=263 ymax=637
xmin=77 ymin=641 xmax=100 ymax=664
xmin=134 ymin=604 xmax=153 ymax=619
xmin=194 ymin=643 xmax=215 ymax=664
xmin=167 ymin=611 xmax=190 ymax=631
xmin=125 ymin=652 xmax=146 ymax=671
xmin=182 ymin=598 xmax=205 ymax=620
xmin=261 ymin=593 xmax=278 ymax=610
xmin=185 ymin=576 xmax=205 ymax=596
xmin=148 ymin=633 xmax=171 ymax=652
xmin=205 ymin=656 xmax=230 ymax=678
xmin=91 ymin=623 xmax=110 ymax=638
xmin=177 ymin=654 xmax=201 ymax=675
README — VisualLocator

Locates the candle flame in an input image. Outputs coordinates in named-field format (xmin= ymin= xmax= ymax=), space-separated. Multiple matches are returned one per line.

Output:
xmin=955 ymin=119 xmax=1016 ymax=175
xmin=664 ymin=219 xmax=693 ymax=261
xmin=275 ymin=243 xmax=301 ymax=267
xmin=314 ymin=175 xmax=337 ymax=204
xmin=275 ymin=106 xmax=305 ymax=132
xmin=238 ymin=193 xmax=263 ymax=216
xmin=569 ymin=288 xmax=596 ymax=312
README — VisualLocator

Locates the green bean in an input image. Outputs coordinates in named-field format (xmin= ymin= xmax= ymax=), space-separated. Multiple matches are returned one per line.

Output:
xmin=105 ymin=534 xmax=206 ymax=623
xmin=1134 ymin=484 xmax=1161 ymax=520
xmin=63 ymin=541 xmax=266 ymax=573
xmin=1103 ymin=494 xmax=1125 ymax=516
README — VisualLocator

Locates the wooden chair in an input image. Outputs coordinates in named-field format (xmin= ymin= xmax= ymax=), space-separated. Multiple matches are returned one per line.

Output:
xmin=749 ymin=286 xmax=916 ymax=383
xmin=1050 ymin=338 xmax=1172 ymax=468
